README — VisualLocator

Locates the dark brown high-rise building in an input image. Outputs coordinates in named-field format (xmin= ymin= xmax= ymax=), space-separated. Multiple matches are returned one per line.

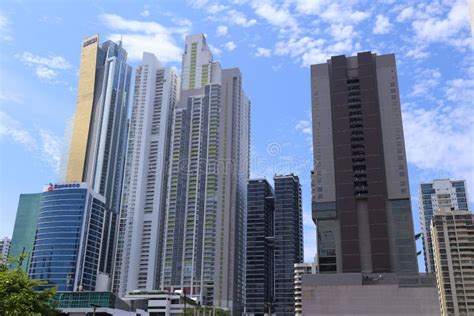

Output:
xmin=311 ymin=52 xmax=418 ymax=274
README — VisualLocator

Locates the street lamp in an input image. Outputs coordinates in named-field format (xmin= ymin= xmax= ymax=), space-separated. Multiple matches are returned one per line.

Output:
xmin=90 ymin=303 xmax=100 ymax=316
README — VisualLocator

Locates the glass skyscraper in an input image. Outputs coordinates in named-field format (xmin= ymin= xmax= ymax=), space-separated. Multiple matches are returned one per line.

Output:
xmin=245 ymin=175 xmax=303 ymax=316
xmin=9 ymin=193 xmax=42 ymax=271
xmin=63 ymin=34 xmax=132 ymax=281
xmin=29 ymin=183 xmax=106 ymax=292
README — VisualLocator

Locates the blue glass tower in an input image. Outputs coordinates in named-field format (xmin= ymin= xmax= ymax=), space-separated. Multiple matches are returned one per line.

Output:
xmin=29 ymin=183 xmax=105 ymax=292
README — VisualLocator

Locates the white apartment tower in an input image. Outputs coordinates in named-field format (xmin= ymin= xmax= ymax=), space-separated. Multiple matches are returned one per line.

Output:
xmin=159 ymin=34 xmax=250 ymax=314
xmin=431 ymin=209 xmax=474 ymax=315
xmin=419 ymin=179 xmax=469 ymax=273
xmin=0 ymin=237 xmax=11 ymax=265
xmin=113 ymin=53 xmax=179 ymax=296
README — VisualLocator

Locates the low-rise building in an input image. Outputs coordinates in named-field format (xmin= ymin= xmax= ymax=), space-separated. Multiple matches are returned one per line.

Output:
xmin=294 ymin=262 xmax=317 ymax=315
xmin=302 ymin=273 xmax=440 ymax=315
xmin=125 ymin=290 xmax=199 ymax=315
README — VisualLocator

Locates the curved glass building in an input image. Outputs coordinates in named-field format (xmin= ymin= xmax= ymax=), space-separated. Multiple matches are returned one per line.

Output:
xmin=29 ymin=183 xmax=105 ymax=292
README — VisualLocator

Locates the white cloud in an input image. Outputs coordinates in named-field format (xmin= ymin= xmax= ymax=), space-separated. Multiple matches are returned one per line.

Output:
xmin=39 ymin=16 xmax=62 ymax=24
xmin=295 ymin=120 xmax=312 ymax=135
xmin=411 ymin=0 xmax=470 ymax=48
xmin=141 ymin=5 xmax=150 ymax=17
xmin=226 ymin=10 xmax=257 ymax=27
xmin=0 ymin=111 xmax=36 ymax=149
xmin=0 ymin=92 xmax=23 ymax=104
xmin=0 ymin=111 xmax=63 ymax=173
xmin=255 ymin=47 xmax=272 ymax=57
xmin=39 ymin=129 xmax=62 ymax=173
xmin=0 ymin=13 xmax=12 ymax=41
xmin=405 ymin=45 xmax=429 ymax=60
xmin=329 ymin=24 xmax=355 ymax=41
xmin=224 ymin=41 xmax=237 ymax=51
xmin=207 ymin=4 xmax=229 ymax=14
xmin=15 ymin=52 xmax=72 ymax=81
xmin=319 ymin=3 xmax=370 ymax=25
xmin=295 ymin=0 xmax=329 ymax=15
xmin=403 ymin=100 xmax=474 ymax=201
xmin=397 ymin=6 xmax=414 ymax=22
xmin=252 ymin=1 xmax=299 ymax=31
xmin=99 ymin=13 xmax=189 ymax=63
xmin=216 ymin=25 xmax=228 ymax=36
xmin=209 ymin=44 xmax=222 ymax=56
xmin=410 ymin=68 xmax=441 ymax=97
xmin=373 ymin=14 xmax=392 ymax=34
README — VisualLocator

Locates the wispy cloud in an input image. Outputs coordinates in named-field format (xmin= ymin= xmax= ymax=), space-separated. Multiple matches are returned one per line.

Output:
xmin=39 ymin=129 xmax=62 ymax=173
xmin=0 ymin=111 xmax=63 ymax=173
xmin=0 ymin=111 xmax=36 ymax=149
xmin=140 ymin=5 xmax=150 ymax=17
xmin=255 ymin=47 xmax=272 ymax=57
xmin=216 ymin=25 xmax=228 ymax=36
xmin=99 ymin=13 xmax=190 ymax=63
xmin=0 ymin=92 xmax=23 ymax=105
xmin=226 ymin=10 xmax=257 ymax=27
xmin=224 ymin=41 xmax=237 ymax=51
xmin=373 ymin=14 xmax=392 ymax=34
xmin=295 ymin=120 xmax=312 ymax=135
xmin=0 ymin=13 xmax=12 ymax=41
xmin=15 ymin=52 xmax=72 ymax=81
xmin=410 ymin=0 xmax=471 ymax=48
xmin=410 ymin=68 xmax=441 ymax=98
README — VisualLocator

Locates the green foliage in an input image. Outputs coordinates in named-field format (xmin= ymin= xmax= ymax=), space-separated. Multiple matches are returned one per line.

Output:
xmin=0 ymin=255 xmax=59 ymax=315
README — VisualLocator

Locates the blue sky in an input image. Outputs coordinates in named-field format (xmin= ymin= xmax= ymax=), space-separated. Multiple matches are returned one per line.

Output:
xmin=0 ymin=0 xmax=473 ymax=269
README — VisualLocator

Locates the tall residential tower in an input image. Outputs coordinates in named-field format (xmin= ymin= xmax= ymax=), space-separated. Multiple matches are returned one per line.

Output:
xmin=159 ymin=34 xmax=250 ymax=314
xmin=113 ymin=53 xmax=179 ymax=296
xmin=419 ymin=179 xmax=469 ymax=273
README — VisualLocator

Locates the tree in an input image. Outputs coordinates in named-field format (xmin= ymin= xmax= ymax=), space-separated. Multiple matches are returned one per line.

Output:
xmin=0 ymin=255 xmax=59 ymax=315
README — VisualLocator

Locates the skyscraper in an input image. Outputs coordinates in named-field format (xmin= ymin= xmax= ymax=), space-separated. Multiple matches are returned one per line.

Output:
xmin=431 ymin=209 xmax=474 ymax=315
xmin=29 ymin=183 xmax=106 ymax=292
xmin=245 ymin=175 xmax=303 ymax=316
xmin=0 ymin=237 xmax=11 ymax=265
xmin=419 ymin=179 xmax=469 ymax=273
xmin=113 ymin=52 xmax=179 ymax=296
xmin=9 ymin=193 xmax=42 ymax=271
xmin=311 ymin=52 xmax=418 ymax=274
xmin=273 ymin=174 xmax=303 ymax=315
xmin=159 ymin=34 xmax=250 ymax=313
xmin=64 ymin=34 xmax=132 ymax=279
xmin=245 ymin=178 xmax=274 ymax=315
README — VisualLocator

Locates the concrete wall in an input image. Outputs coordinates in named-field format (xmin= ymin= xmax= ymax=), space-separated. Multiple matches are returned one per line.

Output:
xmin=302 ymin=274 xmax=440 ymax=315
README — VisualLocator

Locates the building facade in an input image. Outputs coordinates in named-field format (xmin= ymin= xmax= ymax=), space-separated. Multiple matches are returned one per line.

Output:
xmin=0 ymin=237 xmax=11 ymax=265
xmin=245 ymin=179 xmax=274 ymax=315
xmin=64 ymin=34 xmax=132 ymax=281
xmin=9 ymin=193 xmax=42 ymax=271
xmin=294 ymin=262 xmax=317 ymax=316
xmin=431 ymin=209 xmax=474 ymax=315
xmin=159 ymin=34 xmax=250 ymax=314
xmin=113 ymin=52 xmax=179 ymax=296
xmin=419 ymin=179 xmax=469 ymax=273
xmin=29 ymin=183 xmax=106 ymax=292
xmin=310 ymin=52 xmax=418 ymax=274
xmin=301 ymin=273 xmax=440 ymax=315
xmin=273 ymin=175 xmax=303 ymax=315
